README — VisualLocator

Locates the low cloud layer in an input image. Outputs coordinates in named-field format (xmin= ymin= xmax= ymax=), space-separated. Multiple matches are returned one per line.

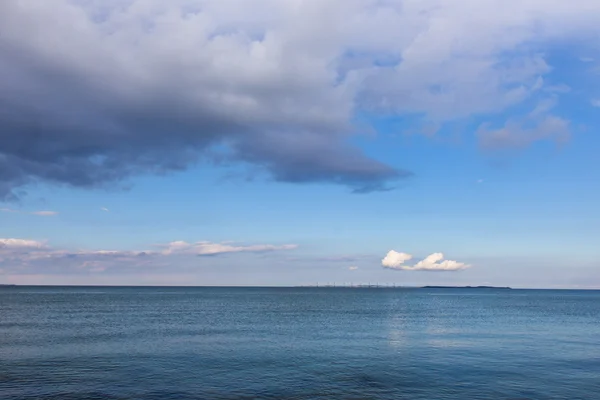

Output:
xmin=1 ymin=1 xmax=598 ymax=198
xmin=1 ymin=208 xmax=58 ymax=216
xmin=157 ymin=241 xmax=297 ymax=256
xmin=0 ymin=238 xmax=47 ymax=249
xmin=0 ymin=237 xmax=297 ymax=275
xmin=382 ymin=250 xmax=470 ymax=271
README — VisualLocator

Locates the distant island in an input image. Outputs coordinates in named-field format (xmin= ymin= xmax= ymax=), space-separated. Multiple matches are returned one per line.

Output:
xmin=421 ymin=285 xmax=512 ymax=289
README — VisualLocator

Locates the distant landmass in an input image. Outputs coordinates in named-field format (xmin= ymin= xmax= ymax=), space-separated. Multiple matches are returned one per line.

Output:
xmin=422 ymin=285 xmax=512 ymax=289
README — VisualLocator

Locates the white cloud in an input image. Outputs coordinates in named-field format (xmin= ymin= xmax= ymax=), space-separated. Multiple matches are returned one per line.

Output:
xmin=0 ymin=238 xmax=47 ymax=249
xmin=382 ymin=250 xmax=470 ymax=271
xmin=158 ymin=241 xmax=297 ymax=256
xmin=591 ymin=99 xmax=600 ymax=107
xmin=411 ymin=253 xmax=470 ymax=271
xmin=348 ymin=266 xmax=359 ymax=271
xmin=100 ymin=207 xmax=110 ymax=212
xmin=0 ymin=238 xmax=298 ymax=274
xmin=382 ymin=251 xmax=413 ymax=268
xmin=1 ymin=208 xmax=58 ymax=216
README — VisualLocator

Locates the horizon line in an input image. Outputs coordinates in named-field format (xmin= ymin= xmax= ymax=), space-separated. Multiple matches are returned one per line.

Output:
xmin=2 ymin=284 xmax=599 ymax=290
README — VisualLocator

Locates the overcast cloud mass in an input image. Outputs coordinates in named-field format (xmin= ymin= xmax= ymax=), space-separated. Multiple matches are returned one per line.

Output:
xmin=1 ymin=0 xmax=599 ymax=199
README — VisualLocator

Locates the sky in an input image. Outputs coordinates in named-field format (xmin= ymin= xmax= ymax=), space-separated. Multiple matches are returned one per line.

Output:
xmin=1 ymin=0 xmax=599 ymax=288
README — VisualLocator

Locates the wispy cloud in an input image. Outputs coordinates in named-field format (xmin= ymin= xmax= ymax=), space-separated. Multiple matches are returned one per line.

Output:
xmin=348 ymin=266 xmax=359 ymax=271
xmin=314 ymin=255 xmax=367 ymax=263
xmin=382 ymin=250 xmax=470 ymax=271
xmin=0 ymin=238 xmax=298 ymax=274
xmin=591 ymin=99 xmax=600 ymax=108
xmin=1 ymin=208 xmax=58 ymax=216
xmin=157 ymin=241 xmax=297 ymax=256
xmin=477 ymin=98 xmax=570 ymax=150
xmin=30 ymin=211 xmax=58 ymax=216
xmin=100 ymin=207 xmax=109 ymax=212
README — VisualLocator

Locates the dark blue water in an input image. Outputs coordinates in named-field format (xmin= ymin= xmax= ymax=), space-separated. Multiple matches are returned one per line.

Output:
xmin=1 ymin=287 xmax=599 ymax=399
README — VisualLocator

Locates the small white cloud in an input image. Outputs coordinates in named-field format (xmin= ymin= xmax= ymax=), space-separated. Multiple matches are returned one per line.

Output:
xmin=101 ymin=207 xmax=110 ymax=212
xmin=591 ymin=99 xmax=600 ymax=108
xmin=382 ymin=251 xmax=413 ymax=268
xmin=30 ymin=211 xmax=58 ymax=216
xmin=348 ymin=266 xmax=359 ymax=271
xmin=580 ymin=57 xmax=595 ymax=63
xmin=382 ymin=250 xmax=470 ymax=271
xmin=477 ymin=179 xmax=484 ymax=184
xmin=411 ymin=253 xmax=470 ymax=271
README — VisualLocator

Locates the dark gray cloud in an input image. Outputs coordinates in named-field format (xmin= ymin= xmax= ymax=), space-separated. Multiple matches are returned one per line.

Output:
xmin=233 ymin=130 xmax=409 ymax=192
xmin=2 ymin=1 xmax=596 ymax=200
xmin=0 ymin=1 xmax=409 ymax=200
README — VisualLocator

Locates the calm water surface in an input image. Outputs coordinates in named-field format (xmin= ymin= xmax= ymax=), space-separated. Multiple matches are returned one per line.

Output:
xmin=1 ymin=287 xmax=599 ymax=399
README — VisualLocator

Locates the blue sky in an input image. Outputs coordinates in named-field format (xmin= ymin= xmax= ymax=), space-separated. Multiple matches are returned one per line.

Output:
xmin=1 ymin=0 xmax=599 ymax=287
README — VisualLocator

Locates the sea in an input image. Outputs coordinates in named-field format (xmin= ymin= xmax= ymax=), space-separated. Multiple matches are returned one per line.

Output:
xmin=1 ymin=286 xmax=599 ymax=399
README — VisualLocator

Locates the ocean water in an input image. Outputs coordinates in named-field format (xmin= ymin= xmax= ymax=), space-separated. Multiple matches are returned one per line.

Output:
xmin=1 ymin=287 xmax=599 ymax=400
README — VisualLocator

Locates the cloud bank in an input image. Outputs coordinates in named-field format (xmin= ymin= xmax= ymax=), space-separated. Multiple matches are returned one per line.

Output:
xmin=157 ymin=241 xmax=297 ymax=256
xmin=0 ymin=237 xmax=297 ymax=275
xmin=382 ymin=250 xmax=470 ymax=271
xmin=1 ymin=0 xmax=598 ymax=198
xmin=0 ymin=238 xmax=47 ymax=249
